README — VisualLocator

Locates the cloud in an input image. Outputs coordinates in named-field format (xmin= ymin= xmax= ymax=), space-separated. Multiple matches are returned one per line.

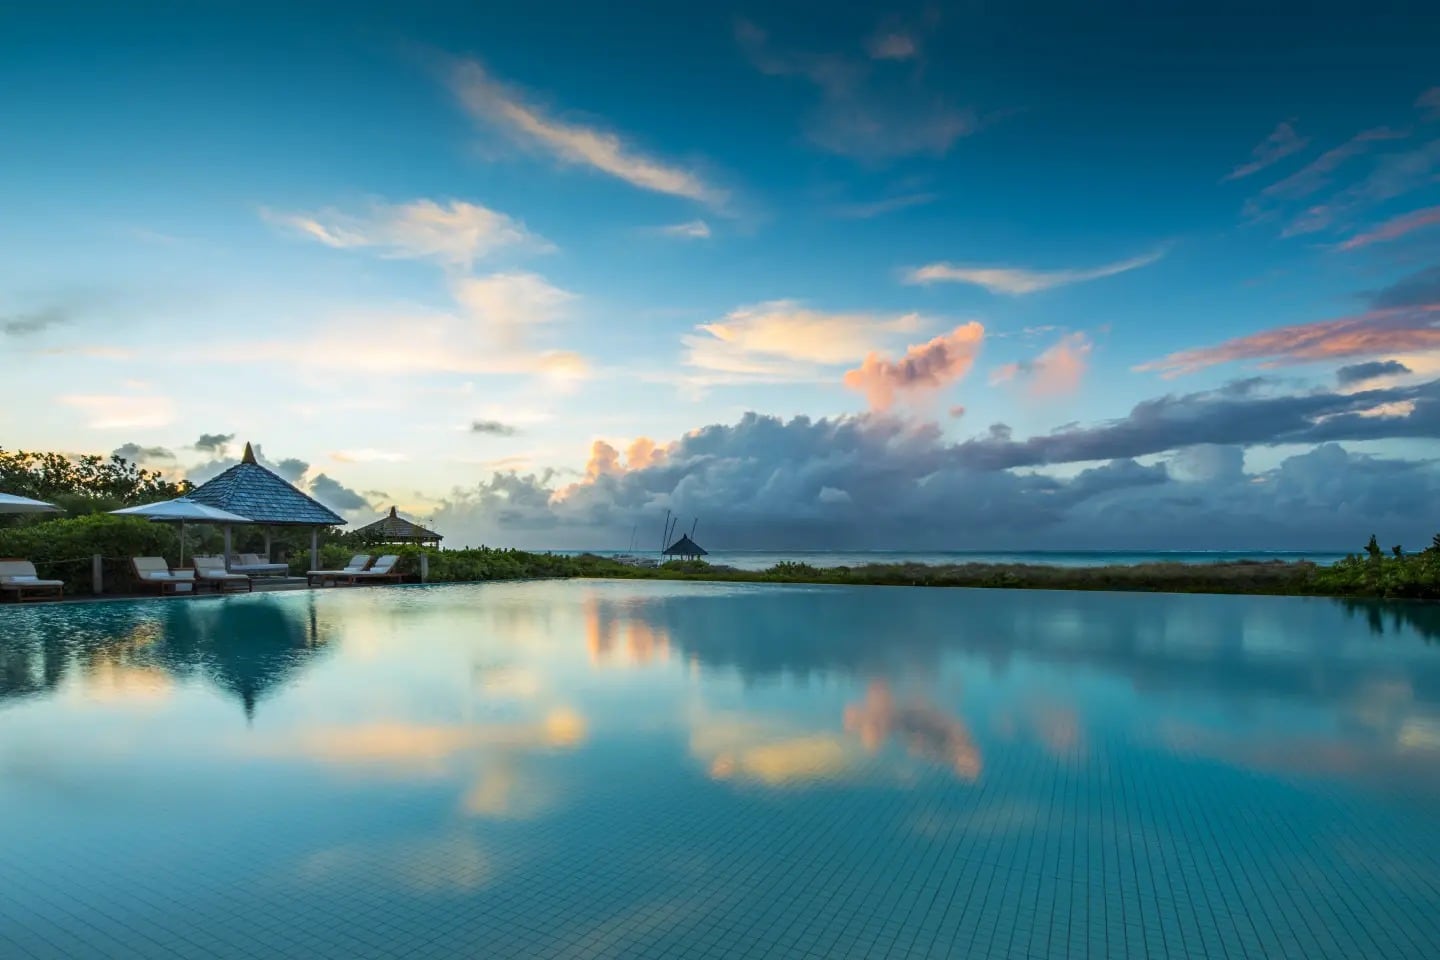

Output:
xmin=472 ymin=420 xmax=518 ymax=436
xmin=1283 ymin=139 xmax=1440 ymax=237
xmin=1224 ymin=120 xmax=1309 ymax=181
xmin=844 ymin=681 xmax=981 ymax=780
xmin=842 ymin=322 xmax=985 ymax=410
xmin=1418 ymin=87 xmax=1440 ymax=121
xmin=59 ymin=393 xmax=175 ymax=430
xmin=1372 ymin=265 xmax=1440 ymax=310
xmin=1 ymin=306 xmax=70 ymax=337
xmin=112 ymin=443 xmax=175 ymax=464
xmin=684 ymin=300 xmax=926 ymax=382
xmin=1137 ymin=304 xmax=1440 ymax=376
xmin=1337 ymin=360 xmax=1413 ymax=385
xmin=1339 ymin=205 xmax=1440 ymax=250
xmin=274 ymin=457 xmax=311 ymax=484
xmin=186 ymin=445 xmax=309 ymax=485
xmin=866 ymin=32 xmax=918 ymax=61
xmin=194 ymin=433 xmax=235 ymax=454
xmin=309 ymin=473 xmax=371 ymax=513
xmin=428 ymin=382 xmax=1440 ymax=551
xmin=232 ymin=273 xmax=587 ymax=381
xmin=736 ymin=20 xmax=974 ymax=161
xmin=656 ymin=220 xmax=711 ymax=239
xmin=261 ymin=199 xmax=545 ymax=267
xmin=1249 ymin=127 xmax=1408 ymax=209
xmin=331 ymin=449 xmax=408 ymax=463
xmin=449 ymin=59 xmax=728 ymax=210
xmin=904 ymin=249 xmax=1165 ymax=294
xmin=990 ymin=333 xmax=1092 ymax=397
xmin=830 ymin=192 xmax=937 ymax=219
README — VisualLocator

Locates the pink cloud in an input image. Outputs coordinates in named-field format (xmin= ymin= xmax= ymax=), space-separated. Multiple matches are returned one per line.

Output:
xmin=842 ymin=322 xmax=984 ymax=410
xmin=1340 ymin=205 xmax=1440 ymax=250
xmin=990 ymin=333 xmax=1092 ymax=397
xmin=1224 ymin=120 xmax=1309 ymax=181
xmin=1136 ymin=306 xmax=1440 ymax=377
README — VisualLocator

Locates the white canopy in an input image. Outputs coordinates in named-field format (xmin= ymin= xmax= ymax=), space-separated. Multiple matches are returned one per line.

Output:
xmin=110 ymin=498 xmax=252 ymax=524
xmin=0 ymin=492 xmax=61 ymax=514
xmin=110 ymin=498 xmax=252 ymax=565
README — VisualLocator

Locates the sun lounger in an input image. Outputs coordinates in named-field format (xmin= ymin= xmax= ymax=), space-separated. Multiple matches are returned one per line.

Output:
xmin=339 ymin=554 xmax=405 ymax=585
xmin=193 ymin=556 xmax=253 ymax=592
xmin=131 ymin=557 xmax=197 ymax=595
xmin=0 ymin=559 xmax=64 ymax=602
xmin=228 ymin=553 xmax=289 ymax=577
xmin=307 ymin=555 xmax=372 ymax=587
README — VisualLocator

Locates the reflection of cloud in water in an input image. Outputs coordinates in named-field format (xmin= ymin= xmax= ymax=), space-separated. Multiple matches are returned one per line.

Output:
xmin=253 ymin=709 xmax=587 ymax=773
xmin=584 ymin=597 xmax=670 ymax=667
xmin=297 ymin=832 xmax=492 ymax=892
xmin=690 ymin=715 xmax=860 ymax=787
xmin=844 ymin=681 xmax=981 ymax=781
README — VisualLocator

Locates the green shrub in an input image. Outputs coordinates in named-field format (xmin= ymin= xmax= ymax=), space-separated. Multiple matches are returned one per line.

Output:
xmin=0 ymin=514 xmax=180 ymax=592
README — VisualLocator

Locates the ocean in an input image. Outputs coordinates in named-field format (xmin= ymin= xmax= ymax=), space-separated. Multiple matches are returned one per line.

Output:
xmin=552 ymin=548 xmax=1354 ymax=571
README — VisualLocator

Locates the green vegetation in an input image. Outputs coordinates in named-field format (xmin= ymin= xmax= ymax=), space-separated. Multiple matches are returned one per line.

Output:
xmin=0 ymin=448 xmax=188 ymax=516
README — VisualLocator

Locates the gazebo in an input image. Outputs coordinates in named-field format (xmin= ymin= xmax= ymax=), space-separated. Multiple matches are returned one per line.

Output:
xmin=662 ymin=534 xmax=708 ymax=561
xmin=353 ymin=506 xmax=443 ymax=547
xmin=186 ymin=443 xmax=345 ymax=570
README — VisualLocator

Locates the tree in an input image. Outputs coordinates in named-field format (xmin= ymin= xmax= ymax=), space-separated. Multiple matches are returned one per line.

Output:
xmin=1365 ymin=534 xmax=1382 ymax=560
xmin=0 ymin=448 xmax=189 ymax=514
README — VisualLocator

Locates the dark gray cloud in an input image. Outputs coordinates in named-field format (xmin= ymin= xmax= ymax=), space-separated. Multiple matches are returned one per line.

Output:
xmin=194 ymin=433 xmax=235 ymax=454
xmin=273 ymin=457 xmax=310 ymax=485
xmin=1370 ymin=264 xmax=1440 ymax=310
xmin=471 ymin=420 xmax=518 ymax=436
xmin=1 ymin=307 xmax=70 ymax=337
xmin=112 ymin=443 xmax=175 ymax=464
xmin=430 ymin=379 xmax=1440 ymax=551
xmin=309 ymin=474 xmax=371 ymax=513
xmin=1337 ymin=359 xmax=1412 ymax=385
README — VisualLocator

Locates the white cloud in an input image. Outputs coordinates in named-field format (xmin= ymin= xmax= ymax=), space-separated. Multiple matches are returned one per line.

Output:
xmin=656 ymin=220 xmax=712 ymax=239
xmin=684 ymin=300 xmax=926 ymax=382
xmin=261 ymin=199 xmax=545 ymax=267
xmin=331 ymin=449 xmax=409 ymax=463
xmin=904 ymin=249 xmax=1165 ymax=294
xmin=450 ymin=59 xmax=729 ymax=210
xmin=59 ymin=393 xmax=176 ymax=430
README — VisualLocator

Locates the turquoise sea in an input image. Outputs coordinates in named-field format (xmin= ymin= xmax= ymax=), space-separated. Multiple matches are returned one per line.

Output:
xmin=3 ymin=580 xmax=1438 ymax=958
xmin=558 ymin=548 xmax=1354 ymax=570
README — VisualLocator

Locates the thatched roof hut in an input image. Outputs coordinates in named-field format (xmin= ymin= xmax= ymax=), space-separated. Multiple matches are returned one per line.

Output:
xmin=353 ymin=506 xmax=443 ymax=547
xmin=662 ymin=534 xmax=708 ymax=560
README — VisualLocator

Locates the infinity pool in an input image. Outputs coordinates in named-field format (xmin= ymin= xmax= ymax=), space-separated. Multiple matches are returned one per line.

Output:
xmin=3 ymin=581 xmax=1440 ymax=959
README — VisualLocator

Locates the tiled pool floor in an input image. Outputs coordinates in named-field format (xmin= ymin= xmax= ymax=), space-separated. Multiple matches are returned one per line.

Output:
xmin=3 ymin=581 xmax=1439 ymax=958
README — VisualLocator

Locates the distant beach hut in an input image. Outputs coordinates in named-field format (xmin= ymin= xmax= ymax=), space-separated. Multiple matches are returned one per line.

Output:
xmin=353 ymin=506 xmax=443 ymax=548
xmin=186 ymin=443 xmax=345 ymax=570
xmin=663 ymin=534 xmax=708 ymax=561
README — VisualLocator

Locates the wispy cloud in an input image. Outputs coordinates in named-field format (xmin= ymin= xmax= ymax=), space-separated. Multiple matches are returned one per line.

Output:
xmin=1284 ymin=139 xmax=1440 ymax=237
xmin=655 ymin=220 xmax=711 ymax=239
xmin=904 ymin=249 xmax=1165 ymax=294
xmin=60 ymin=393 xmax=176 ymax=430
xmin=736 ymin=20 xmax=974 ymax=161
xmin=1339 ymin=205 xmax=1440 ymax=250
xmin=1419 ymin=87 xmax=1440 ymax=121
xmin=990 ymin=333 xmax=1093 ymax=397
xmin=1 ymin=306 xmax=71 ymax=337
xmin=449 ymin=59 xmax=729 ymax=210
xmin=830 ymin=192 xmax=937 ymax=219
xmin=1224 ymin=120 xmax=1309 ymax=181
xmin=866 ymin=31 xmax=917 ymax=61
xmin=843 ymin=322 xmax=985 ymax=410
xmin=261 ymin=199 xmax=544 ymax=268
xmin=331 ymin=449 xmax=409 ymax=463
xmin=1136 ymin=306 xmax=1440 ymax=377
xmin=684 ymin=300 xmax=926 ymax=382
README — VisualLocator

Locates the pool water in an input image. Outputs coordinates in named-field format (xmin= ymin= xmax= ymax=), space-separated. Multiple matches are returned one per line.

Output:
xmin=2 ymin=580 xmax=1439 ymax=959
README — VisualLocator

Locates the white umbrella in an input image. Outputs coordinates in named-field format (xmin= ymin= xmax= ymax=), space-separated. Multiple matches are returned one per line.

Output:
xmin=0 ymin=492 xmax=61 ymax=514
xmin=110 ymin=498 xmax=252 ymax=565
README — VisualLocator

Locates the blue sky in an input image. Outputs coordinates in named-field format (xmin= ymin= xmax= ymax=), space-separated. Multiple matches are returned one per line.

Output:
xmin=3 ymin=1 xmax=1439 ymax=549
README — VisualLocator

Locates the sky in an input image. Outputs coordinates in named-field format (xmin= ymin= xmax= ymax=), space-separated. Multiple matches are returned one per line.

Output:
xmin=2 ymin=1 xmax=1440 ymax=550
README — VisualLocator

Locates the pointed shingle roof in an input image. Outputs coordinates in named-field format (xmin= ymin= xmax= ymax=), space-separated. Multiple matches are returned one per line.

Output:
xmin=353 ymin=506 xmax=443 ymax=544
xmin=187 ymin=443 xmax=345 ymax=527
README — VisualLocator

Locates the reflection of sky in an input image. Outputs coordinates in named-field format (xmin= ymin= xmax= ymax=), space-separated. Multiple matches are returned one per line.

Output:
xmin=3 ymin=581 xmax=1440 ymax=957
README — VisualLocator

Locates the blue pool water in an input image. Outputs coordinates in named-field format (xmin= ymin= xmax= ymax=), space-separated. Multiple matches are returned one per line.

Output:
xmin=2 ymin=580 xmax=1440 ymax=959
